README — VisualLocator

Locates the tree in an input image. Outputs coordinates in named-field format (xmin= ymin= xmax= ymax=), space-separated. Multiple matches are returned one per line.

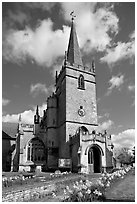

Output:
xmin=131 ymin=146 xmax=135 ymax=163
xmin=116 ymin=147 xmax=132 ymax=166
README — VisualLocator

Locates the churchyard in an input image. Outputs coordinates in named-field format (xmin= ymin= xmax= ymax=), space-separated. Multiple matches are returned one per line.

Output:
xmin=2 ymin=166 xmax=135 ymax=202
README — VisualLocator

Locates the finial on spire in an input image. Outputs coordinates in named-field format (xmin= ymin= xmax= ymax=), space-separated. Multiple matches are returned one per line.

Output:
xmin=70 ymin=11 xmax=76 ymax=22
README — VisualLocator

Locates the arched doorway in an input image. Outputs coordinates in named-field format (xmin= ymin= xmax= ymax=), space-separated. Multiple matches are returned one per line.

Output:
xmin=88 ymin=145 xmax=102 ymax=173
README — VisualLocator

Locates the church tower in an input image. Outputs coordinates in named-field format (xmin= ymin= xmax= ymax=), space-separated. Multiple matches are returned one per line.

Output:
xmin=55 ymin=16 xmax=98 ymax=162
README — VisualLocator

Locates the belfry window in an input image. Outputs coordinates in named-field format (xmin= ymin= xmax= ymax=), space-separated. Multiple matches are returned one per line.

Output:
xmin=78 ymin=74 xmax=85 ymax=89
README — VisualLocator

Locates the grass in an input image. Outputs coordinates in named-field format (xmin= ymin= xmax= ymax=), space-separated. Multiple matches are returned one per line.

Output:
xmin=104 ymin=168 xmax=135 ymax=202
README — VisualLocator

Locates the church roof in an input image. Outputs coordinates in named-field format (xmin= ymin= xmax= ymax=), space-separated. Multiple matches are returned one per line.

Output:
xmin=2 ymin=131 xmax=16 ymax=140
xmin=67 ymin=21 xmax=83 ymax=66
xmin=2 ymin=122 xmax=18 ymax=138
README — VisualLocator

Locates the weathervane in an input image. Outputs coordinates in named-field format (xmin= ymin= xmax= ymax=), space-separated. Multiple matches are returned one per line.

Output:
xmin=70 ymin=11 xmax=76 ymax=21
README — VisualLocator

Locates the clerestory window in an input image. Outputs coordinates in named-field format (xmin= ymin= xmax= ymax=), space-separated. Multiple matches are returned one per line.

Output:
xmin=78 ymin=74 xmax=85 ymax=89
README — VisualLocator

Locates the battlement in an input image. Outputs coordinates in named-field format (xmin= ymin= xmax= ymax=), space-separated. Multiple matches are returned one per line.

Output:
xmin=21 ymin=124 xmax=34 ymax=132
xmin=56 ymin=60 xmax=95 ymax=84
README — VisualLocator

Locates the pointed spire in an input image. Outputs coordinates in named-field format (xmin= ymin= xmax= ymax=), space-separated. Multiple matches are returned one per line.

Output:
xmin=67 ymin=13 xmax=83 ymax=67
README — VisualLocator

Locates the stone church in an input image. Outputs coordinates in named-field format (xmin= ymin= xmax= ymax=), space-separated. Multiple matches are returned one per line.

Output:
xmin=4 ymin=18 xmax=114 ymax=174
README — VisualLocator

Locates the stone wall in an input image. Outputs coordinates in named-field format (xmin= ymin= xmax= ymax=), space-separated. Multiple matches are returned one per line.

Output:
xmin=2 ymin=184 xmax=55 ymax=202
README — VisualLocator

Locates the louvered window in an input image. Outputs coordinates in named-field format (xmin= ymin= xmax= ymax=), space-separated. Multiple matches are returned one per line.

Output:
xmin=78 ymin=74 xmax=85 ymax=89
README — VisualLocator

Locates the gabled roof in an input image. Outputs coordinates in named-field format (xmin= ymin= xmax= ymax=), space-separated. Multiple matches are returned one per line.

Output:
xmin=67 ymin=21 xmax=83 ymax=66
xmin=2 ymin=122 xmax=18 ymax=138
xmin=2 ymin=131 xmax=16 ymax=140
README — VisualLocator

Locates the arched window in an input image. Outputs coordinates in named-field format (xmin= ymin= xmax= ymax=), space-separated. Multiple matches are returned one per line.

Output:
xmin=27 ymin=138 xmax=45 ymax=162
xmin=76 ymin=126 xmax=89 ymax=136
xmin=78 ymin=74 xmax=85 ymax=89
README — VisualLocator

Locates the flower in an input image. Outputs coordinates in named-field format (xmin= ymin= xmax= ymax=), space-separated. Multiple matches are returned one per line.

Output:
xmin=82 ymin=184 xmax=88 ymax=190
xmin=64 ymin=189 xmax=67 ymax=194
xmin=75 ymin=181 xmax=79 ymax=186
xmin=78 ymin=191 xmax=83 ymax=198
xmin=106 ymin=181 xmax=110 ymax=187
xmin=85 ymin=180 xmax=92 ymax=187
xmin=52 ymin=192 xmax=56 ymax=197
xmin=93 ymin=189 xmax=102 ymax=196
xmin=80 ymin=179 xmax=83 ymax=184
xmin=86 ymin=189 xmax=91 ymax=194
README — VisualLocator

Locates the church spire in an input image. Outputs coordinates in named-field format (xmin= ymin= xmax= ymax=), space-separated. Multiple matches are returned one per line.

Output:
xmin=67 ymin=12 xmax=83 ymax=67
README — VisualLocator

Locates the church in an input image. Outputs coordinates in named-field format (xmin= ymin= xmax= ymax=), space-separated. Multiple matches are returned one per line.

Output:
xmin=3 ymin=17 xmax=114 ymax=174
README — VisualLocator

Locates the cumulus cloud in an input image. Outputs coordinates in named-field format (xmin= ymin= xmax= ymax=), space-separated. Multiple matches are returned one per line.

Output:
xmin=61 ymin=2 xmax=119 ymax=53
xmin=30 ymin=83 xmax=55 ymax=97
xmin=100 ymin=31 xmax=135 ymax=66
xmin=7 ymin=10 xmax=29 ymax=26
xmin=128 ymin=84 xmax=135 ymax=92
xmin=112 ymin=129 xmax=135 ymax=149
xmin=129 ymin=30 xmax=135 ymax=39
xmin=98 ymin=112 xmax=110 ymax=121
xmin=3 ymin=19 xmax=70 ymax=67
xmin=30 ymin=83 xmax=48 ymax=97
xmin=106 ymin=74 xmax=124 ymax=95
xmin=3 ymin=2 xmax=120 ymax=67
xmin=2 ymin=98 xmax=10 ymax=106
xmin=2 ymin=3 xmax=134 ymax=69
xmin=98 ymin=119 xmax=114 ymax=132
xmin=23 ymin=2 xmax=57 ymax=11
xmin=2 ymin=103 xmax=47 ymax=124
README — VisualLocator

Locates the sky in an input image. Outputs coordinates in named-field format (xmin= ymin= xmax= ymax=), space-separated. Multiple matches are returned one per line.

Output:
xmin=2 ymin=2 xmax=135 ymax=150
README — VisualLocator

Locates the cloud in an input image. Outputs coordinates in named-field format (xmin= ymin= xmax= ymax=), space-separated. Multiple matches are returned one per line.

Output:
xmin=30 ymin=83 xmax=55 ymax=97
xmin=61 ymin=2 xmax=119 ymax=52
xmin=98 ymin=119 xmax=114 ymax=132
xmin=106 ymin=74 xmax=124 ymax=95
xmin=23 ymin=2 xmax=57 ymax=11
xmin=7 ymin=10 xmax=29 ymax=26
xmin=2 ymin=103 xmax=47 ymax=124
xmin=3 ymin=3 xmax=134 ymax=68
xmin=50 ymin=56 xmax=65 ymax=78
xmin=3 ymin=2 xmax=119 ymax=67
xmin=98 ymin=112 xmax=110 ymax=121
xmin=129 ymin=30 xmax=135 ymax=39
xmin=3 ymin=19 xmax=70 ymax=67
xmin=112 ymin=129 xmax=135 ymax=149
xmin=128 ymin=84 xmax=135 ymax=92
xmin=2 ymin=98 xmax=10 ymax=106
xmin=30 ymin=83 xmax=48 ymax=97
xmin=100 ymin=31 xmax=135 ymax=66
